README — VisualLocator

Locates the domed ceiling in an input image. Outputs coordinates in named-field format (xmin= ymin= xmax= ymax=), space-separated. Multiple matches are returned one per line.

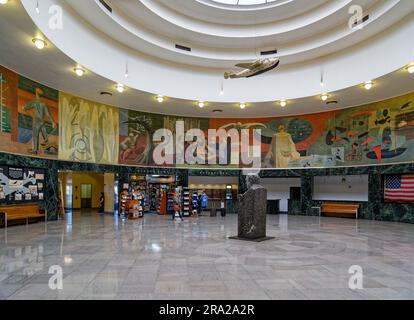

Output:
xmin=0 ymin=0 xmax=413 ymax=117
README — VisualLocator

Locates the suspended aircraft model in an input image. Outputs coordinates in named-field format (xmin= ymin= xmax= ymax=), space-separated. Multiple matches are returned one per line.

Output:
xmin=224 ymin=57 xmax=280 ymax=79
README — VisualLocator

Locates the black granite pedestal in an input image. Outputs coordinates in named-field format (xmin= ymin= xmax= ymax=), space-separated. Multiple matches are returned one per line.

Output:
xmin=229 ymin=177 xmax=274 ymax=242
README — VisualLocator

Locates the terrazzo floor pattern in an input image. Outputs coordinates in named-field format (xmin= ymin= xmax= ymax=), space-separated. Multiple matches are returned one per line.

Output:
xmin=1 ymin=212 xmax=414 ymax=300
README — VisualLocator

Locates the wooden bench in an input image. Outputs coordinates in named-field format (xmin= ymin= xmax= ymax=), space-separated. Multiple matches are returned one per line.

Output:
xmin=320 ymin=202 xmax=359 ymax=219
xmin=0 ymin=204 xmax=46 ymax=228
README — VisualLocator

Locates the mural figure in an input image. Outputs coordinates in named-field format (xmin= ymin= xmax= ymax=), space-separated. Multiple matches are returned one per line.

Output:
xmin=0 ymin=66 xmax=59 ymax=158
xmin=23 ymin=87 xmax=57 ymax=155
xmin=120 ymin=132 xmax=140 ymax=161
xmin=265 ymin=124 xmax=300 ymax=168
xmin=121 ymin=115 xmax=153 ymax=165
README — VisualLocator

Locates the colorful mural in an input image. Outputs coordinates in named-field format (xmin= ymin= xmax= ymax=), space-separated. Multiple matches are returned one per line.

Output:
xmin=2 ymin=63 xmax=414 ymax=169
xmin=123 ymin=92 xmax=414 ymax=169
xmin=119 ymin=109 xmax=209 ymax=166
xmin=59 ymin=92 xmax=119 ymax=164
xmin=0 ymin=65 xmax=58 ymax=159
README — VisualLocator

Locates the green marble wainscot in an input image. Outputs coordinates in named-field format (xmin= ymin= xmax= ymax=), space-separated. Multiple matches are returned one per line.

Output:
xmin=2 ymin=151 xmax=414 ymax=223
xmin=287 ymin=199 xmax=301 ymax=215
xmin=226 ymin=200 xmax=239 ymax=214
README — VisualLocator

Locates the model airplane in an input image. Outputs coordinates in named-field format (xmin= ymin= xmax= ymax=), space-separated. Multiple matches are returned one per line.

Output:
xmin=224 ymin=57 xmax=280 ymax=79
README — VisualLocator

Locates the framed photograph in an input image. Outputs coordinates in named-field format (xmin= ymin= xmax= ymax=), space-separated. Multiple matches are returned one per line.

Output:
xmin=25 ymin=193 xmax=32 ymax=201
xmin=29 ymin=185 xmax=38 ymax=196
xmin=38 ymin=183 xmax=43 ymax=190
xmin=35 ymin=173 xmax=44 ymax=180
xmin=9 ymin=180 xmax=23 ymax=188
xmin=15 ymin=193 xmax=22 ymax=201
xmin=38 ymin=193 xmax=44 ymax=200
xmin=27 ymin=171 xmax=35 ymax=179
xmin=0 ymin=192 xmax=5 ymax=200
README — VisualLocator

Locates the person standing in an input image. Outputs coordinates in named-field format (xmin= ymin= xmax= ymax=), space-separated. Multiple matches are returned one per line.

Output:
xmin=201 ymin=191 xmax=209 ymax=213
xmin=99 ymin=192 xmax=105 ymax=213
xmin=172 ymin=194 xmax=184 ymax=221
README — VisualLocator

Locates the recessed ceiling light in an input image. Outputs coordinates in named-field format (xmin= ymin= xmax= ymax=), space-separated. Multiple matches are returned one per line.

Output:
xmin=115 ymin=83 xmax=125 ymax=93
xmin=280 ymin=100 xmax=287 ymax=107
xmin=198 ymin=101 xmax=205 ymax=108
xmin=364 ymin=80 xmax=373 ymax=90
xmin=321 ymin=93 xmax=329 ymax=101
xmin=239 ymin=103 xmax=246 ymax=109
xmin=73 ymin=66 xmax=85 ymax=77
xmin=156 ymin=94 xmax=164 ymax=103
xmin=0 ymin=0 xmax=9 ymax=5
xmin=407 ymin=65 xmax=414 ymax=74
xmin=32 ymin=38 xmax=47 ymax=50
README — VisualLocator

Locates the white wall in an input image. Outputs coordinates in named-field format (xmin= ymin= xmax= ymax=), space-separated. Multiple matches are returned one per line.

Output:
xmin=260 ymin=178 xmax=301 ymax=212
xmin=313 ymin=175 xmax=368 ymax=201
xmin=104 ymin=173 xmax=115 ymax=213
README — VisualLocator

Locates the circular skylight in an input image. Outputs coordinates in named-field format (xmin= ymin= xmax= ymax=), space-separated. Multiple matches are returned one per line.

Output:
xmin=211 ymin=0 xmax=279 ymax=6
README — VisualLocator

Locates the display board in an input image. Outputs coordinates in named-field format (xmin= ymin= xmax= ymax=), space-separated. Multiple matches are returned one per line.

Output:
xmin=0 ymin=165 xmax=45 ymax=202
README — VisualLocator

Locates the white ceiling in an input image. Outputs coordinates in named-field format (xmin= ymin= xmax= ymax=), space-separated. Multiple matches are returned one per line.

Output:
xmin=207 ymin=0 xmax=281 ymax=6
xmin=0 ymin=0 xmax=413 ymax=118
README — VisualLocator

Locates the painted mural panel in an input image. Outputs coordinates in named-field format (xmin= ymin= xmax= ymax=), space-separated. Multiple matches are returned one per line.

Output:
xmin=59 ymin=92 xmax=119 ymax=164
xmin=0 ymin=65 xmax=59 ymax=159
xmin=119 ymin=109 xmax=209 ymax=166
xmin=210 ymin=92 xmax=414 ymax=168
xmin=117 ymin=91 xmax=414 ymax=168
xmin=308 ymin=92 xmax=414 ymax=168
xmin=120 ymin=93 xmax=414 ymax=168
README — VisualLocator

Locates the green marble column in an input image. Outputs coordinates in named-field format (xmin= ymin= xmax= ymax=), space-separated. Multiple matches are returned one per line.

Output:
xmin=238 ymin=172 xmax=247 ymax=195
xmin=300 ymin=173 xmax=314 ymax=216
xmin=367 ymin=169 xmax=381 ymax=221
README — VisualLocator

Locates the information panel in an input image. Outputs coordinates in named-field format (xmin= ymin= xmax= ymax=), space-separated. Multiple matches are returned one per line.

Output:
xmin=0 ymin=165 xmax=45 ymax=202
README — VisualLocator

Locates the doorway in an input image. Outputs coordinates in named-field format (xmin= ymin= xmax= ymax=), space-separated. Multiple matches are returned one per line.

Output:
xmin=58 ymin=171 xmax=116 ymax=216
xmin=80 ymin=184 xmax=92 ymax=209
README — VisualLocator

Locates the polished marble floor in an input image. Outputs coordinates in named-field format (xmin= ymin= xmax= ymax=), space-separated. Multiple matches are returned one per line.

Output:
xmin=1 ymin=212 xmax=414 ymax=300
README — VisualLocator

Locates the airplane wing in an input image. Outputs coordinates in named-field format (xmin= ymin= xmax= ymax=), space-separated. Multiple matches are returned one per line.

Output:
xmin=235 ymin=63 xmax=253 ymax=69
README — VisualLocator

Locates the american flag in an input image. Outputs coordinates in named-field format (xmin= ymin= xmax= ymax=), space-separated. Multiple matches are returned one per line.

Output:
xmin=384 ymin=175 xmax=414 ymax=202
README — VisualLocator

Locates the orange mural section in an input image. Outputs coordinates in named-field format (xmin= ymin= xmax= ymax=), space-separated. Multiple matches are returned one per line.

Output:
xmin=0 ymin=65 xmax=59 ymax=159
